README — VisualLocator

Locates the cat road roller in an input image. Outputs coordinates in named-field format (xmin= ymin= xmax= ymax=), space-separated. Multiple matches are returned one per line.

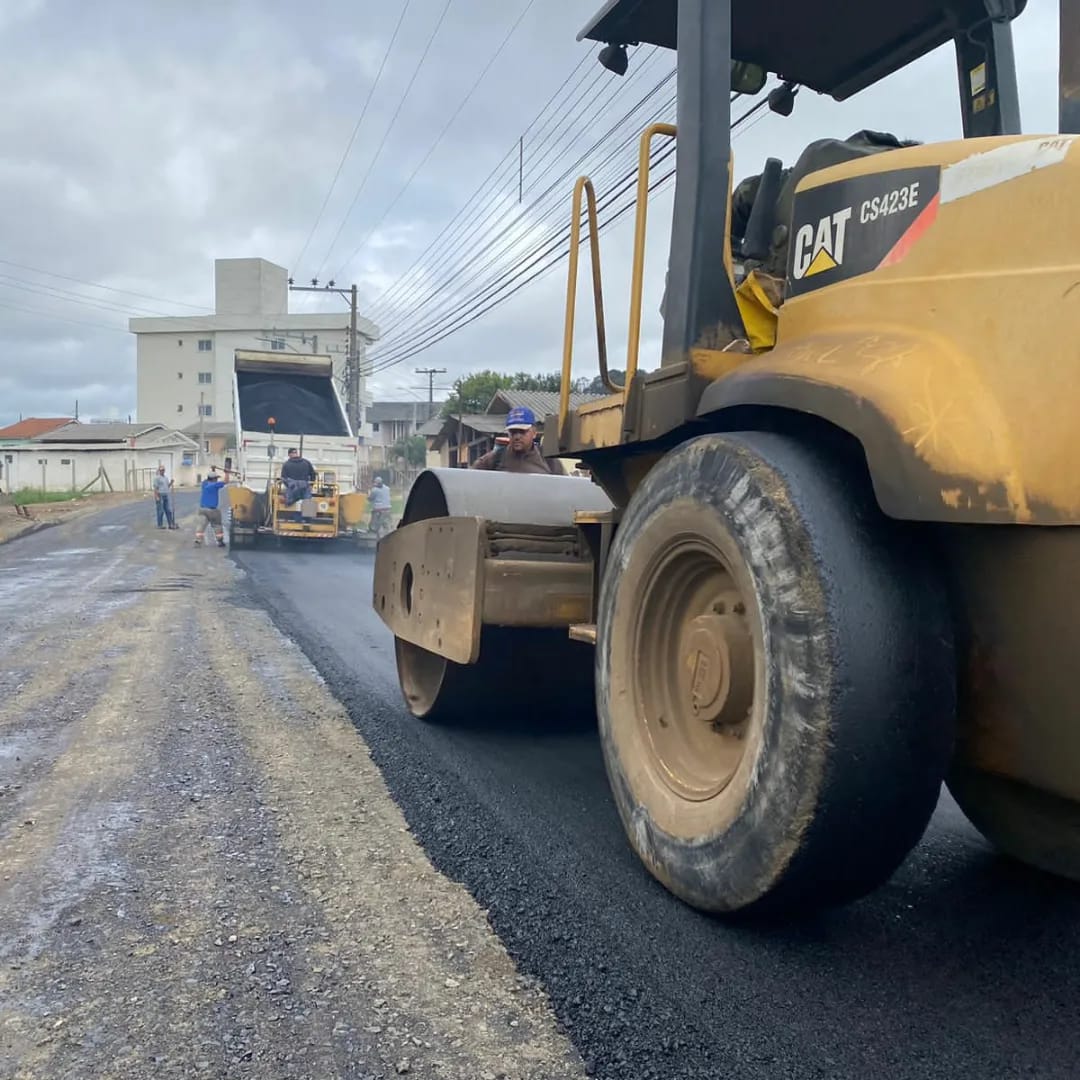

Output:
xmin=374 ymin=0 xmax=1080 ymax=916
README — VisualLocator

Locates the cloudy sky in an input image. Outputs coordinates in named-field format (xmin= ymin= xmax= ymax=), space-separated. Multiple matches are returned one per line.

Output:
xmin=0 ymin=0 xmax=1061 ymax=426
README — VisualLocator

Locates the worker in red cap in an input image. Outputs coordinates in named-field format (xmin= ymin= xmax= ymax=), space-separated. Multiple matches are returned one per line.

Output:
xmin=471 ymin=406 xmax=555 ymax=474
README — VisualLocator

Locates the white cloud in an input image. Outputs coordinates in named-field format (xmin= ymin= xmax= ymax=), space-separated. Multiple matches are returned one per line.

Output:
xmin=0 ymin=0 xmax=1062 ymax=424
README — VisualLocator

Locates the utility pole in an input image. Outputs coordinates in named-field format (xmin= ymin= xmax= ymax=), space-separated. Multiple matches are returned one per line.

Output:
xmin=288 ymin=280 xmax=362 ymax=434
xmin=349 ymin=284 xmax=359 ymax=435
xmin=415 ymin=367 xmax=446 ymax=419
xmin=198 ymin=390 xmax=206 ymax=471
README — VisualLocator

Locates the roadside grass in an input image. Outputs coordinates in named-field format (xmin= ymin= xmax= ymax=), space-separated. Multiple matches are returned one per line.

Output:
xmin=7 ymin=488 xmax=85 ymax=505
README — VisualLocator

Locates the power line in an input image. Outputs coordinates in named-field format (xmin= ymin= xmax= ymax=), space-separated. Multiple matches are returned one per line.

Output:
xmin=366 ymin=136 xmax=677 ymax=373
xmin=367 ymin=137 xmax=677 ymax=372
xmin=365 ymin=49 xmax=600 ymax=319
xmin=367 ymin=59 xmax=674 ymax=337
xmin=364 ymin=86 xmax=774 ymax=374
xmin=369 ymin=66 xmax=676 ymax=345
xmin=0 ymin=297 xmax=129 ymax=334
xmin=290 ymin=1 xmax=413 ymax=274
xmin=362 ymin=50 xmax=635 ymax=326
xmin=333 ymin=0 xmax=538 ymax=281
xmin=362 ymin=49 xmax=621 ymax=316
xmin=415 ymin=366 xmax=446 ymax=412
xmin=369 ymin=162 xmax=677 ymax=373
xmin=370 ymin=82 xmax=754 ymax=360
xmin=0 ymin=257 xmax=208 ymax=311
xmin=0 ymin=275 xmax=171 ymax=318
xmin=314 ymin=0 xmax=455 ymax=280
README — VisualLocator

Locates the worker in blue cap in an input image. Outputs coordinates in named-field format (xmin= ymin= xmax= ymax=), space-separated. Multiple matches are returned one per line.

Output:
xmin=471 ymin=405 xmax=555 ymax=474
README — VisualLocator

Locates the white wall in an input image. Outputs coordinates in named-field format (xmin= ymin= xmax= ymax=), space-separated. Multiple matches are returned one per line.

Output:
xmin=1 ymin=444 xmax=199 ymax=493
xmin=135 ymin=324 xmax=359 ymax=428
xmin=214 ymin=258 xmax=288 ymax=316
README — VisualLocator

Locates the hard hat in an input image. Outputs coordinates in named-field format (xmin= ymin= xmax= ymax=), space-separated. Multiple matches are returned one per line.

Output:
xmin=505 ymin=406 xmax=536 ymax=431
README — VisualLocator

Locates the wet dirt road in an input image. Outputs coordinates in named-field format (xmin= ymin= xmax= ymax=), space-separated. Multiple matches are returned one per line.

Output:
xmin=233 ymin=538 xmax=1080 ymax=1080
xmin=0 ymin=496 xmax=587 ymax=1080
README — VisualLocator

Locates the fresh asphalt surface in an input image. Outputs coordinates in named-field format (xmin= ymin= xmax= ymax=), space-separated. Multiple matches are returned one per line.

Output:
xmin=221 ymin=510 xmax=1080 ymax=1080
xmin=13 ymin=494 xmax=1076 ymax=1078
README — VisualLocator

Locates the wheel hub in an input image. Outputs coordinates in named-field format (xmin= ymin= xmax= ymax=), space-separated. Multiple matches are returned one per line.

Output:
xmin=632 ymin=540 xmax=759 ymax=803
xmin=683 ymin=611 xmax=753 ymax=729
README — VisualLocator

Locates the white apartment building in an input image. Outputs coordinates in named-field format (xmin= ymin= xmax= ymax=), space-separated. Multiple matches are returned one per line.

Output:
xmin=130 ymin=258 xmax=378 ymax=437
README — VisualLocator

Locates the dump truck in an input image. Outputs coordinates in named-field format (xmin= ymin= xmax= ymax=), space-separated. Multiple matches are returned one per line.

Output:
xmin=374 ymin=0 xmax=1080 ymax=916
xmin=225 ymin=349 xmax=371 ymax=548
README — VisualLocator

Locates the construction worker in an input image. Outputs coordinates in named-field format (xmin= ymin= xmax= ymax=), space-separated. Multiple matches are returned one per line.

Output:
xmin=470 ymin=406 xmax=554 ymax=474
xmin=195 ymin=468 xmax=228 ymax=547
xmin=368 ymin=475 xmax=393 ymax=536
xmin=281 ymin=447 xmax=316 ymax=502
xmin=152 ymin=464 xmax=177 ymax=529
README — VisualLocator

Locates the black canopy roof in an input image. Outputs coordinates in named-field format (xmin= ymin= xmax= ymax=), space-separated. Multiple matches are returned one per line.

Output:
xmin=579 ymin=0 xmax=1027 ymax=100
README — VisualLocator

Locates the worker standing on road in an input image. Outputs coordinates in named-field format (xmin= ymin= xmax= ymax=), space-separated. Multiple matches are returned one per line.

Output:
xmin=280 ymin=447 xmax=316 ymax=506
xmin=152 ymin=465 xmax=177 ymax=530
xmin=470 ymin=407 xmax=555 ymax=474
xmin=195 ymin=469 xmax=229 ymax=548
xmin=368 ymin=475 xmax=393 ymax=536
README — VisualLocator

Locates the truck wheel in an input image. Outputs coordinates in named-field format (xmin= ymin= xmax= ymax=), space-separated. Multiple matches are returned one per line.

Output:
xmin=395 ymin=629 xmax=594 ymax=726
xmin=595 ymin=432 xmax=955 ymax=914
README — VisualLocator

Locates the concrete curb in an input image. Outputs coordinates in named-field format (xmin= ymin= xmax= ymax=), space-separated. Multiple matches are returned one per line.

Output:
xmin=0 ymin=517 xmax=62 ymax=546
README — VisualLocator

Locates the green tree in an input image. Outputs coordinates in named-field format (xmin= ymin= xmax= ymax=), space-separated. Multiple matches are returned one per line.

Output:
xmin=510 ymin=372 xmax=562 ymax=392
xmin=586 ymin=370 xmax=625 ymax=395
xmin=441 ymin=370 xmax=515 ymax=416
xmin=441 ymin=369 xmax=605 ymax=417
xmin=392 ymin=434 xmax=428 ymax=468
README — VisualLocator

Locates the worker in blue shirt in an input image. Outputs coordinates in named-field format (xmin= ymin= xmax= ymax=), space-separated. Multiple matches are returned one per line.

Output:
xmin=195 ymin=468 xmax=229 ymax=547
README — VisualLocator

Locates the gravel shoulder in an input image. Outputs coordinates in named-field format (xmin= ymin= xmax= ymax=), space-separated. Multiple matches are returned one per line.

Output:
xmin=0 ymin=497 xmax=586 ymax=1080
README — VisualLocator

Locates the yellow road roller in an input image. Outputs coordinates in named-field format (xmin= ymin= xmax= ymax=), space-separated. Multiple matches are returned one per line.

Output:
xmin=374 ymin=0 xmax=1080 ymax=915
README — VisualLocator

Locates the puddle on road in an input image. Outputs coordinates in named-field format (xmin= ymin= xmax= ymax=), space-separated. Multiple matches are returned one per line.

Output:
xmin=0 ymin=733 xmax=50 ymax=785
xmin=26 ymin=548 xmax=103 ymax=561
xmin=0 ymin=734 xmax=33 ymax=760
xmin=0 ymin=799 xmax=137 ymax=961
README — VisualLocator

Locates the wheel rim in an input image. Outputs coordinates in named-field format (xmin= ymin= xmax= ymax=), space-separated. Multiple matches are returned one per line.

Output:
xmin=632 ymin=537 xmax=757 ymax=803
xmin=395 ymin=637 xmax=447 ymax=717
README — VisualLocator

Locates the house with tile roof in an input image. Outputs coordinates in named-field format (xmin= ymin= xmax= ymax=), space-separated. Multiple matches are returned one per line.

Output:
xmin=2 ymin=421 xmax=199 ymax=494
xmin=0 ymin=417 xmax=75 ymax=442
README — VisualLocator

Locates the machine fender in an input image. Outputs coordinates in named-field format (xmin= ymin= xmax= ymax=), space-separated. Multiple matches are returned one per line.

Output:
xmin=696 ymin=329 xmax=1033 ymax=524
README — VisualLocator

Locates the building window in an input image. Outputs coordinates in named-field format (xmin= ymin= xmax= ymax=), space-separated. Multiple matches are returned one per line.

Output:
xmin=372 ymin=422 xmax=380 ymax=433
xmin=270 ymin=338 xmax=285 ymax=351
xmin=198 ymin=371 xmax=212 ymax=384
xmin=60 ymin=458 xmax=71 ymax=465
xmin=177 ymin=404 xmax=184 ymax=413
xmin=178 ymin=338 xmax=183 ymax=346
xmin=198 ymin=404 xmax=213 ymax=417
xmin=198 ymin=339 xmax=212 ymax=351
xmin=178 ymin=371 xmax=183 ymax=379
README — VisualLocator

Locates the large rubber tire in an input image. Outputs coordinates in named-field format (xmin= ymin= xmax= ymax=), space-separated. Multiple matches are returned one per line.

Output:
xmin=596 ymin=432 xmax=956 ymax=915
xmin=395 ymin=628 xmax=595 ymax=729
